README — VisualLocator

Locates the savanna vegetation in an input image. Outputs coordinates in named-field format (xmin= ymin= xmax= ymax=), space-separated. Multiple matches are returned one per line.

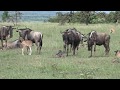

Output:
xmin=0 ymin=22 xmax=120 ymax=79
xmin=48 ymin=11 xmax=120 ymax=25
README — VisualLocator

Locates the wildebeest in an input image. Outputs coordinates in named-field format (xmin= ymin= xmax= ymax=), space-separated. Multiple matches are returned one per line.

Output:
xmin=16 ymin=28 xmax=43 ymax=54
xmin=55 ymin=50 xmax=65 ymax=58
xmin=3 ymin=39 xmax=21 ymax=49
xmin=19 ymin=37 xmax=33 ymax=55
xmin=61 ymin=28 xmax=82 ymax=56
xmin=85 ymin=30 xmax=110 ymax=57
xmin=0 ymin=25 xmax=15 ymax=49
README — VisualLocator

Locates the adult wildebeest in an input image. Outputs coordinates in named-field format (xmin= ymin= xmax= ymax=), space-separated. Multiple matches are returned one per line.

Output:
xmin=16 ymin=28 xmax=43 ymax=54
xmin=3 ymin=39 xmax=21 ymax=49
xmin=61 ymin=28 xmax=82 ymax=56
xmin=85 ymin=30 xmax=110 ymax=57
xmin=0 ymin=25 xmax=15 ymax=50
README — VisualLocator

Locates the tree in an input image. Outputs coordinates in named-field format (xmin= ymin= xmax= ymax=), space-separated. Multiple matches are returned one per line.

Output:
xmin=105 ymin=12 xmax=115 ymax=23
xmin=7 ymin=11 xmax=22 ymax=26
xmin=14 ymin=11 xmax=22 ymax=25
xmin=79 ymin=11 xmax=92 ymax=25
xmin=114 ymin=11 xmax=120 ymax=23
xmin=2 ymin=11 xmax=10 ymax=22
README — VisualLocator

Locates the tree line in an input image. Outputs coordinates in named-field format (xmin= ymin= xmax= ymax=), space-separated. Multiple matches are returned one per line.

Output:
xmin=48 ymin=11 xmax=120 ymax=25
xmin=2 ymin=11 xmax=120 ymax=25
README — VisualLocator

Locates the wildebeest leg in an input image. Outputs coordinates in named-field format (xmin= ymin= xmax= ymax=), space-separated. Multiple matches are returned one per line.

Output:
xmin=22 ymin=48 xmax=25 ymax=55
xmin=93 ymin=42 xmax=96 ymax=56
xmin=66 ymin=45 xmax=69 ymax=56
xmin=104 ymin=44 xmax=110 ymax=55
xmin=29 ymin=47 xmax=32 ymax=55
xmin=89 ymin=46 xmax=93 ymax=57
xmin=107 ymin=45 xmax=110 ymax=55
xmin=27 ymin=47 xmax=29 ymax=55
xmin=106 ymin=41 xmax=110 ymax=55
xmin=70 ymin=44 xmax=72 ymax=52
xmin=35 ymin=41 xmax=39 ymax=54
xmin=63 ymin=44 xmax=66 ymax=52
xmin=76 ymin=44 xmax=79 ymax=50
xmin=1 ymin=39 xmax=3 ymax=50
xmin=103 ymin=44 xmax=107 ymax=55
xmin=73 ymin=46 xmax=76 ymax=55
xmin=5 ymin=39 xmax=7 ymax=48
xmin=39 ymin=40 xmax=42 ymax=54
xmin=37 ymin=46 xmax=40 ymax=54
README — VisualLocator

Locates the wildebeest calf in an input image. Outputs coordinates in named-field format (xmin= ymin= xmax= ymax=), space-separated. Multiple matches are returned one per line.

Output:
xmin=19 ymin=38 xmax=33 ymax=55
xmin=55 ymin=50 xmax=65 ymax=58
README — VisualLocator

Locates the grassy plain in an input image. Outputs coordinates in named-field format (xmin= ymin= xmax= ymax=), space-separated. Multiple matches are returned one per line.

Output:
xmin=0 ymin=22 xmax=120 ymax=79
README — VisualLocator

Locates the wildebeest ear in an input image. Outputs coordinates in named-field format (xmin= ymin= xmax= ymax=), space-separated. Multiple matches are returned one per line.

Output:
xmin=114 ymin=50 xmax=118 ymax=53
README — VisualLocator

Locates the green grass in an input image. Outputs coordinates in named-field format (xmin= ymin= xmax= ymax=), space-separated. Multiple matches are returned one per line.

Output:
xmin=0 ymin=22 xmax=120 ymax=79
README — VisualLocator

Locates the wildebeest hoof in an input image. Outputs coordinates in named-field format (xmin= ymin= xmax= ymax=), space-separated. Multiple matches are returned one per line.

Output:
xmin=88 ymin=56 xmax=92 ymax=58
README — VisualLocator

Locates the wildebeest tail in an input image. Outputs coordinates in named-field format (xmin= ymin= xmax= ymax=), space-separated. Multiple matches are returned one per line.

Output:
xmin=39 ymin=34 xmax=43 ymax=47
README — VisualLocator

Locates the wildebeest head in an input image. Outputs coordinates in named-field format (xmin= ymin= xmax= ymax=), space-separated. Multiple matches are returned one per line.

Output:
xmin=86 ymin=31 xmax=97 ymax=51
xmin=61 ymin=31 xmax=69 ymax=44
xmin=2 ymin=25 xmax=15 ymax=38
xmin=88 ymin=31 xmax=97 ymax=40
xmin=16 ymin=28 xmax=32 ymax=40
xmin=8 ymin=26 xmax=16 ymax=38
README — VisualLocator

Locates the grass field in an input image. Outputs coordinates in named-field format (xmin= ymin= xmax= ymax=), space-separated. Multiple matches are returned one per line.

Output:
xmin=0 ymin=22 xmax=120 ymax=79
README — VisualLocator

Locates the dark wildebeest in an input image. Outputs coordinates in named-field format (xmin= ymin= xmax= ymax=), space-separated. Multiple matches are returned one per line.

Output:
xmin=16 ymin=28 xmax=43 ymax=54
xmin=61 ymin=28 xmax=82 ymax=56
xmin=85 ymin=30 xmax=110 ymax=57
xmin=0 ymin=25 xmax=15 ymax=50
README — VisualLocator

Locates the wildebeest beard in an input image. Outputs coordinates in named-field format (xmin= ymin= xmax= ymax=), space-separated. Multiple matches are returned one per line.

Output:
xmin=87 ymin=38 xmax=94 ymax=51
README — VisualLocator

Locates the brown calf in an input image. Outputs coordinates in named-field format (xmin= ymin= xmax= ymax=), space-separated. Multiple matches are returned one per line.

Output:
xmin=20 ymin=38 xmax=33 ymax=55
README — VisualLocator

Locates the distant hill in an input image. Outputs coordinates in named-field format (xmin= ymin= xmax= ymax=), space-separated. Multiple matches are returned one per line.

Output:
xmin=0 ymin=11 xmax=68 ymax=22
